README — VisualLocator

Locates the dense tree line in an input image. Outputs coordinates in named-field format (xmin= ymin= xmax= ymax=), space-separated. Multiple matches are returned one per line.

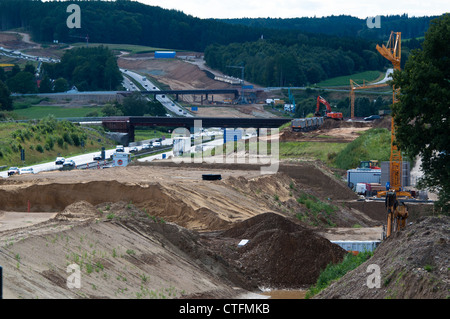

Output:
xmin=0 ymin=1 xmax=433 ymax=52
xmin=222 ymin=15 xmax=436 ymax=40
xmin=0 ymin=1 xmax=436 ymax=89
xmin=0 ymin=63 xmax=38 ymax=108
xmin=205 ymin=40 xmax=386 ymax=87
xmin=0 ymin=0 xmax=261 ymax=51
xmin=42 ymin=46 xmax=122 ymax=91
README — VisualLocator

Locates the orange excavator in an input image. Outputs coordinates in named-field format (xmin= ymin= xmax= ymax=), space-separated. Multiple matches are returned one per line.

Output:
xmin=314 ymin=96 xmax=343 ymax=120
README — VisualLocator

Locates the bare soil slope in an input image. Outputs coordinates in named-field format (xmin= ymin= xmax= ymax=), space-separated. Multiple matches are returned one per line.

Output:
xmin=0 ymin=161 xmax=388 ymax=299
xmin=315 ymin=215 xmax=450 ymax=299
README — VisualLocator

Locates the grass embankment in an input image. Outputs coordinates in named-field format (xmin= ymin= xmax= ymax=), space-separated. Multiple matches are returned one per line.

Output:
xmin=279 ymin=141 xmax=347 ymax=165
xmin=315 ymin=70 xmax=384 ymax=87
xmin=305 ymin=251 xmax=373 ymax=298
xmin=333 ymin=128 xmax=390 ymax=170
xmin=295 ymin=191 xmax=339 ymax=227
xmin=0 ymin=117 xmax=115 ymax=168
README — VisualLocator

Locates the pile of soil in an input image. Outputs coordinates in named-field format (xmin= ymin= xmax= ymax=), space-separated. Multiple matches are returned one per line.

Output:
xmin=320 ymin=119 xmax=371 ymax=130
xmin=315 ymin=215 xmax=450 ymax=299
xmin=55 ymin=201 xmax=102 ymax=221
xmin=279 ymin=128 xmax=304 ymax=141
xmin=372 ymin=116 xmax=392 ymax=130
xmin=206 ymin=213 xmax=348 ymax=288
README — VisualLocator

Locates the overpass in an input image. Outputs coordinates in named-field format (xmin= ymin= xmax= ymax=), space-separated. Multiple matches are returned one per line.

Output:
xmin=102 ymin=116 xmax=291 ymax=142
xmin=120 ymin=89 xmax=240 ymax=102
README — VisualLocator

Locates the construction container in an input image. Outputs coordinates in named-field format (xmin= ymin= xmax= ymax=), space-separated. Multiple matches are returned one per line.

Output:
xmin=347 ymin=169 xmax=381 ymax=189
xmin=154 ymin=51 xmax=176 ymax=58
xmin=331 ymin=240 xmax=381 ymax=254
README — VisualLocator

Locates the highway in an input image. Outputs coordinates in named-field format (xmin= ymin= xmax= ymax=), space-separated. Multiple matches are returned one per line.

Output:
xmin=0 ymin=138 xmax=174 ymax=179
xmin=120 ymin=68 xmax=194 ymax=117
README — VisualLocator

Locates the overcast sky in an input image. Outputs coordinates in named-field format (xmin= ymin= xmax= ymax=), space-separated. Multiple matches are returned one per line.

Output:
xmin=138 ymin=0 xmax=449 ymax=19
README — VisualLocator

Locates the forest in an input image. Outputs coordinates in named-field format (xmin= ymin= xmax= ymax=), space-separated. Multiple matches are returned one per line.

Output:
xmin=0 ymin=1 xmax=436 ymax=90
xmin=222 ymin=15 xmax=436 ymax=40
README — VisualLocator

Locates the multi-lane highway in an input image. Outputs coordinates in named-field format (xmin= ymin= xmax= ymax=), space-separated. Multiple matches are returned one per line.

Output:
xmin=120 ymin=68 xmax=194 ymax=117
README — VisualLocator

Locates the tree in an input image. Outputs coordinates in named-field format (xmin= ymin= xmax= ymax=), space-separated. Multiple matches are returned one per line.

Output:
xmin=53 ymin=78 xmax=69 ymax=93
xmin=6 ymin=71 xmax=37 ymax=94
xmin=39 ymin=75 xmax=53 ymax=93
xmin=0 ymin=80 xmax=13 ymax=111
xmin=120 ymin=93 xmax=149 ymax=116
xmin=391 ymin=14 xmax=450 ymax=213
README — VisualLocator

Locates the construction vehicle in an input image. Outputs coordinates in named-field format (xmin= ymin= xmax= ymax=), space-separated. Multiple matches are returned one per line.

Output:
xmin=314 ymin=96 xmax=343 ymax=120
xmin=374 ymin=31 xmax=412 ymax=238
xmin=385 ymin=190 xmax=408 ymax=238
xmin=359 ymin=160 xmax=380 ymax=169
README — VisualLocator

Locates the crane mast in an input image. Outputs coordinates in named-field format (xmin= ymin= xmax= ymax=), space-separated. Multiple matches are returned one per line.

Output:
xmin=376 ymin=31 xmax=404 ymax=193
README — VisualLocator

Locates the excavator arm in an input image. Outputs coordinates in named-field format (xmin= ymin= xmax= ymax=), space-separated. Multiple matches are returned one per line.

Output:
xmin=315 ymin=96 xmax=332 ymax=116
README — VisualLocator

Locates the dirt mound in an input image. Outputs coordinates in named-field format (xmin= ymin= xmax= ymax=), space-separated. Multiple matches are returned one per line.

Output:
xmin=279 ymin=128 xmax=304 ymax=141
xmin=315 ymin=215 xmax=450 ymax=299
xmin=321 ymin=119 xmax=371 ymax=130
xmin=55 ymin=201 xmax=101 ymax=221
xmin=372 ymin=116 xmax=392 ymax=130
xmin=209 ymin=213 xmax=348 ymax=288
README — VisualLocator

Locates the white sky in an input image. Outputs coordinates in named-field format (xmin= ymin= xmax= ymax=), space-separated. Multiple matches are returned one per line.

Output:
xmin=137 ymin=0 xmax=449 ymax=19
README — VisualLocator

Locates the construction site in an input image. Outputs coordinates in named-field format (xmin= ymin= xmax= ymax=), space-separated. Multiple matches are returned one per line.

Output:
xmin=0 ymin=30 xmax=448 ymax=302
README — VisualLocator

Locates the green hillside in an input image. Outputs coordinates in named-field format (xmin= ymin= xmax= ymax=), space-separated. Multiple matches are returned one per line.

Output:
xmin=0 ymin=117 xmax=115 ymax=168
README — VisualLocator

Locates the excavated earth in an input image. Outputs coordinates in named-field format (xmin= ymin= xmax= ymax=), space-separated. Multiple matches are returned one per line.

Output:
xmin=0 ymin=160 xmax=438 ymax=299
xmin=315 ymin=215 xmax=449 ymax=299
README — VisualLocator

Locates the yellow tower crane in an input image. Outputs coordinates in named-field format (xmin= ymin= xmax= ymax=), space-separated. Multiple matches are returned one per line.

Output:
xmin=375 ymin=31 xmax=411 ymax=238
xmin=349 ymin=79 xmax=389 ymax=119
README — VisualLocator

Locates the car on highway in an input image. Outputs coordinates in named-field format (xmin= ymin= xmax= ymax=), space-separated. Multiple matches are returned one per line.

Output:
xmin=55 ymin=157 xmax=65 ymax=165
xmin=142 ymin=144 xmax=151 ymax=150
xmin=153 ymin=141 xmax=161 ymax=147
xmin=63 ymin=160 xmax=76 ymax=167
xmin=20 ymin=167 xmax=34 ymax=175
xmin=116 ymin=145 xmax=125 ymax=152
xmin=93 ymin=154 xmax=102 ymax=161
xmin=130 ymin=146 xmax=138 ymax=153
xmin=364 ymin=115 xmax=381 ymax=121
xmin=7 ymin=167 xmax=20 ymax=176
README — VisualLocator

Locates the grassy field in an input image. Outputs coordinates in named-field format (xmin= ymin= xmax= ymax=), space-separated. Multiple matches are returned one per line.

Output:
xmin=316 ymin=70 xmax=384 ymax=87
xmin=71 ymin=42 xmax=171 ymax=55
xmin=134 ymin=128 xmax=171 ymax=142
xmin=13 ymin=105 xmax=103 ymax=119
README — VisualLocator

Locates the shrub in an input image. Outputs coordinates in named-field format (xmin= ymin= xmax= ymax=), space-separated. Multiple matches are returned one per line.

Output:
xmin=36 ymin=144 xmax=44 ymax=153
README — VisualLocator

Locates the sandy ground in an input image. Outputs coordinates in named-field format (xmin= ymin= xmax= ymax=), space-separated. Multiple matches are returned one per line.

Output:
xmin=0 ymin=160 xmax=396 ymax=299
